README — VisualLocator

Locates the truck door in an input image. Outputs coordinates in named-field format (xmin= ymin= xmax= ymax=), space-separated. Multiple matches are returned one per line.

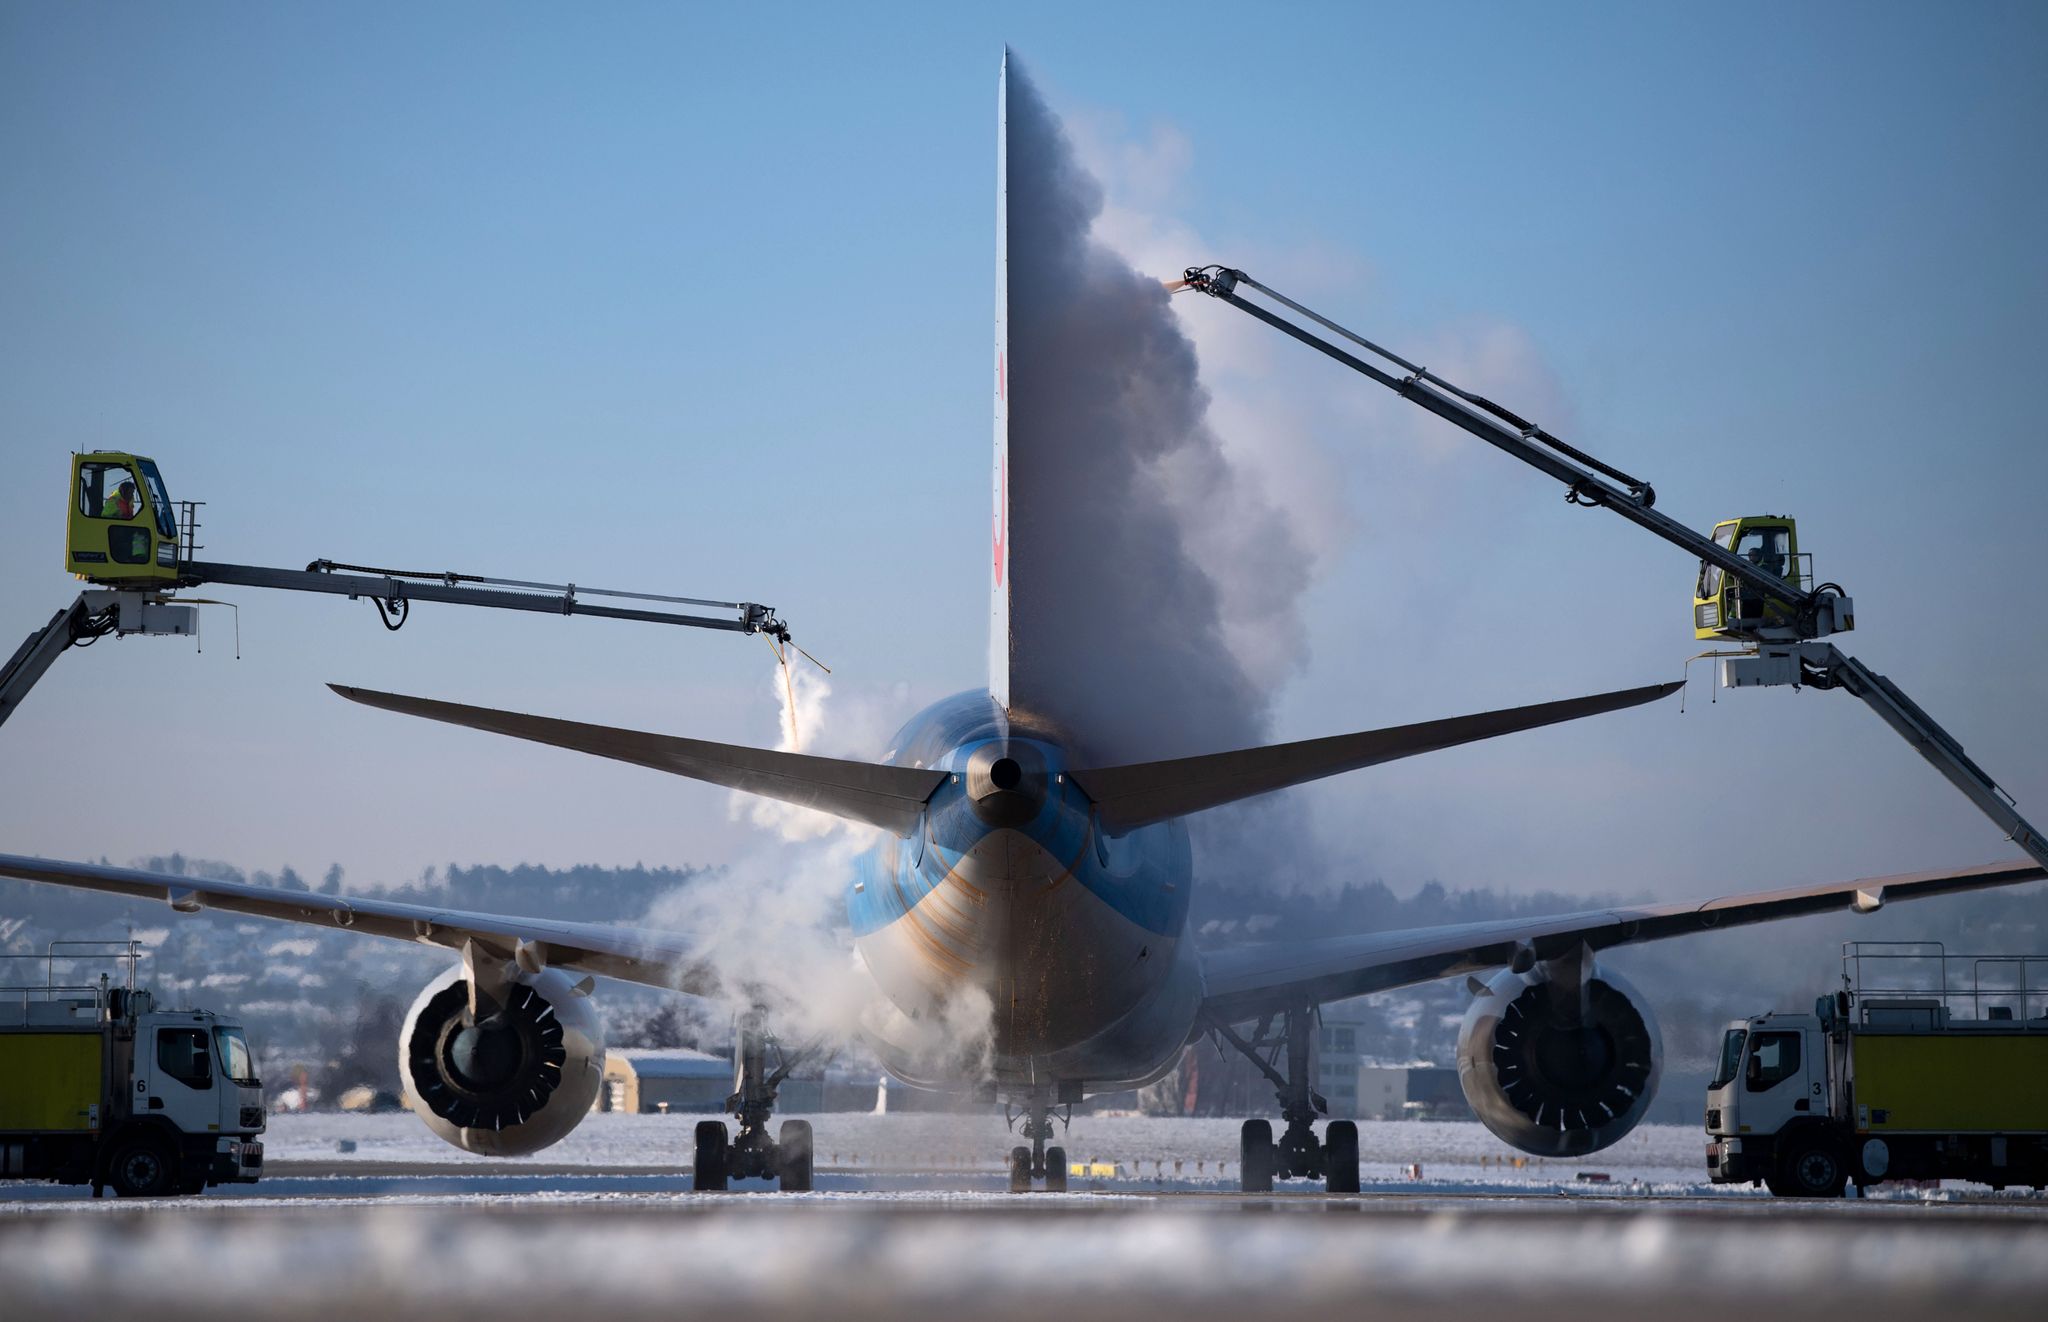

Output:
xmin=141 ymin=1024 xmax=219 ymax=1135
xmin=1741 ymin=1028 xmax=1815 ymax=1134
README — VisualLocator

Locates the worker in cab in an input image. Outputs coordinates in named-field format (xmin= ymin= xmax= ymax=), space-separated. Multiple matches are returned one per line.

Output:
xmin=101 ymin=479 xmax=139 ymax=520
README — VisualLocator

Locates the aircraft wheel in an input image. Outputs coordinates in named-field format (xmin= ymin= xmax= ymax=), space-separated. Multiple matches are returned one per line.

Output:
xmin=1324 ymin=1120 xmax=1360 ymax=1193
xmin=693 ymin=1120 xmax=730 ymax=1192
xmin=1044 ymin=1145 xmax=1068 ymax=1192
xmin=1240 ymin=1119 xmax=1274 ymax=1193
xmin=778 ymin=1120 xmax=814 ymax=1192
xmin=1009 ymin=1145 xmax=1032 ymax=1193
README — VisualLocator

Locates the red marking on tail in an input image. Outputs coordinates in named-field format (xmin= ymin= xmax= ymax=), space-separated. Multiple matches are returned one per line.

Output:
xmin=993 ymin=453 xmax=1008 ymax=586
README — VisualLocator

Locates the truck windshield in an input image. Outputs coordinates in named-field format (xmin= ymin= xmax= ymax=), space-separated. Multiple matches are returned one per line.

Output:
xmin=214 ymin=1026 xmax=260 ymax=1086
xmin=136 ymin=459 xmax=177 ymax=542
xmin=1710 ymin=1028 xmax=1747 ymax=1089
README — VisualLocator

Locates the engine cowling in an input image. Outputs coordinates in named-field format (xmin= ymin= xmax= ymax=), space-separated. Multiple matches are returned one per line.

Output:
xmin=1456 ymin=955 xmax=1661 ymax=1157
xmin=398 ymin=964 xmax=606 ymax=1156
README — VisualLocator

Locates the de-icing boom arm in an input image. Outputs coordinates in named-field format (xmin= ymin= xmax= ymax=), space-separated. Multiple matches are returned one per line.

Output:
xmin=1174 ymin=264 xmax=2047 ymax=875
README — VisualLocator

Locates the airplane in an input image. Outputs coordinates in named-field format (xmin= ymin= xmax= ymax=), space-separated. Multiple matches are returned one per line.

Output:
xmin=3 ymin=53 xmax=2042 ymax=1195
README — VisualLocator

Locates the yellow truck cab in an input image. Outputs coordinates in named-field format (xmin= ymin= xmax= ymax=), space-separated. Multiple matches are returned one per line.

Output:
xmin=1693 ymin=516 xmax=1803 ymax=641
xmin=66 ymin=452 xmax=180 ymax=583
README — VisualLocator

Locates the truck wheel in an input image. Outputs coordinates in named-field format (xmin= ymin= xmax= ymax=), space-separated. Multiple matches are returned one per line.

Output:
xmin=107 ymin=1140 xmax=176 ymax=1198
xmin=1779 ymin=1136 xmax=1847 ymax=1198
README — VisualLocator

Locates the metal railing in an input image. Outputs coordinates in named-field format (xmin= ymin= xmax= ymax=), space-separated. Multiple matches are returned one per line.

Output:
xmin=1842 ymin=940 xmax=2046 ymax=1028
xmin=0 ymin=940 xmax=144 ymax=1023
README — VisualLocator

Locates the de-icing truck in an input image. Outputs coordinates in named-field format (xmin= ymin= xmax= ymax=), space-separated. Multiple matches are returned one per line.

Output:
xmin=0 ymin=942 xmax=264 ymax=1196
xmin=1706 ymin=942 xmax=2047 ymax=1196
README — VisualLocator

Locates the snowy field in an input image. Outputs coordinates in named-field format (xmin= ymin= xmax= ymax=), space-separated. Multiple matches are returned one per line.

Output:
xmin=263 ymin=1110 xmax=1711 ymax=1188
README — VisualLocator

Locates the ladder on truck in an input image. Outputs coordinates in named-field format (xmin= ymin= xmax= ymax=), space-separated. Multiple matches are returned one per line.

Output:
xmin=1172 ymin=265 xmax=2048 ymax=876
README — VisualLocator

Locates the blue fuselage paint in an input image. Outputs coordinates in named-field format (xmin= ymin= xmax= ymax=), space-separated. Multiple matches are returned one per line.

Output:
xmin=849 ymin=691 xmax=1204 ymax=1095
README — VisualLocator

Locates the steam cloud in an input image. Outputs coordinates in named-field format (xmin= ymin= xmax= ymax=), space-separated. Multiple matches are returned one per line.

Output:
xmin=1005 ymin=60 xmax=1315 ymax=766
xmin=644 ymin=661 xmax=995 ymax=1080
xmin=1005 ymin=60 xmax=1326 ymax=892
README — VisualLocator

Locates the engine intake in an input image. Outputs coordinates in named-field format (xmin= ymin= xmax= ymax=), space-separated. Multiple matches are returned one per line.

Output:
xmin=1456 ymin=955 xmax=1661 ymax=1157
xmin=399 ymin=964 xmax=605 ymax=1156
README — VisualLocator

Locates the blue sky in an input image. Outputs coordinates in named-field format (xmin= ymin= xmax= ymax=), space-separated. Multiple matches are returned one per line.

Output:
xmin=2 ymin=3 xmax=2044 ymax=899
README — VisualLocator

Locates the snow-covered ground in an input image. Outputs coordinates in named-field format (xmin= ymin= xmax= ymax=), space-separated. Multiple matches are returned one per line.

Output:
xmin=6 ymin=1191 xmax=2047 ymax=1322
xmin=267 ymin=1111 xmax=1712 ymax=1189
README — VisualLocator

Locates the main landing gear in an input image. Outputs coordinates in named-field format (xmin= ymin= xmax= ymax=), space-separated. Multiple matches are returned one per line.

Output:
xmin=693 ymin=1009 xmax=816 ymax=1192
xmin=1212 ymin=1002 xmax=1360 ymax=1194
xmin=1005 ymin=1087 xmax=1070 ymax=1193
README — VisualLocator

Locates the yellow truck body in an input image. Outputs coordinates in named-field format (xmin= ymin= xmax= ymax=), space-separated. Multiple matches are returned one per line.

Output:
xmin=0 ymin=1033 xmax=103 ymax=1133
xmin=1852 ymin=1031 xmax=2048 ymax=1133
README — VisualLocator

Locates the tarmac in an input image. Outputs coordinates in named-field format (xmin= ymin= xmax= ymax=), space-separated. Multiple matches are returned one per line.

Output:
xmin=4 ymin=1163 xmax=2046 ymax=1322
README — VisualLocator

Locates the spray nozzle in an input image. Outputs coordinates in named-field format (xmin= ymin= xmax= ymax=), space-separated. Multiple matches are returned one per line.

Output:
xmin=1173 ymin=265 xmax=1240 ymax=297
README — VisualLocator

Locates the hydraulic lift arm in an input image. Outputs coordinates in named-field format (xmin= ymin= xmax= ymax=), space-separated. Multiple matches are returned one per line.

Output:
xmin=196 ymin=560 xmax=785 ymax=638
xmin=1790 ymin=643 xmax=2046 ymax=869
xmin=0 ymin=597 xmax=108 ymax=730
xmin=1 ymin=558 xmax=789 ymax=732
xmin=1174 ymin=265 xmax=2047 ymax=874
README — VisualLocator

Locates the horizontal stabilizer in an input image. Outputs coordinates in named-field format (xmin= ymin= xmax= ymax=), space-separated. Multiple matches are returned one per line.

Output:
xmin=1068 ymin=681 xmax=1682 ymax=834
xmin=330 ymin=685 xmax=948 ymax=836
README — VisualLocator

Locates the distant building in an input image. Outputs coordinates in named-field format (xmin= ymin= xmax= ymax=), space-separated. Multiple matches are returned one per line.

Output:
xmin=598 ymin=1048 xmax=731 ymax=1114
xmin=1355 ymin=1064 xmax=1472 ymax=1121
xmin=1316 ymin=1020 xmax=1367 ymax=1118
xmin=336 ymin=1085 xmax=406 ymax=1113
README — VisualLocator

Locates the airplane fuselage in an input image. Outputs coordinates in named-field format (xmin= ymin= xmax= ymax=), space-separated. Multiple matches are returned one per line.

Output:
xmin=850 ymin=690 xmax=1204 ymax=1094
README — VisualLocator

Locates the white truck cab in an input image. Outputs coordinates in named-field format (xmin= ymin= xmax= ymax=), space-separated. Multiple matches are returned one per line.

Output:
xmin=1705 ymin=1013 xmax=1827 ymax=1144
xmin=130 ymin=1004 xmax=267 ymax=1184
xmin=1705 ymin=1010 xmax=1841 ymax=1195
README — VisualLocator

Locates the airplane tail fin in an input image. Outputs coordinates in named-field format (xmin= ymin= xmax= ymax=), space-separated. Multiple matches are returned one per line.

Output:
xmin=1066 ymin=681 xmax=1682 ymax=834
xmin=329 ymin=685 xmax=947 ymax=836
xmin=988 ymin=49 xmax=1012 ymax=708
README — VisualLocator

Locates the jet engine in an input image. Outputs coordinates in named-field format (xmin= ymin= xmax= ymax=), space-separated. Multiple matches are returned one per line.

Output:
xmin=1455 ymin=948 xmax=1661 ymax=1157
xmin=397 ymin=962 xmax=606 ymax=1157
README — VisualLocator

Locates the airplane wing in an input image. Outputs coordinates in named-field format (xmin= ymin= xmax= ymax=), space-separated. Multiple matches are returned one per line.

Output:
xmin=1196 ymin=858 xmax=2046 ymax=1023
xmin=0 ymin=852 xmax=712 ymax=993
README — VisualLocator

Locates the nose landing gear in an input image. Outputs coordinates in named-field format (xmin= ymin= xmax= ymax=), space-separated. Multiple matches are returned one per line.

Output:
xmin=1005 ymin=1088 xmax=1070 ymax=1192
xmin=1212 ymin=1002 xmax=1361 ymax=1194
